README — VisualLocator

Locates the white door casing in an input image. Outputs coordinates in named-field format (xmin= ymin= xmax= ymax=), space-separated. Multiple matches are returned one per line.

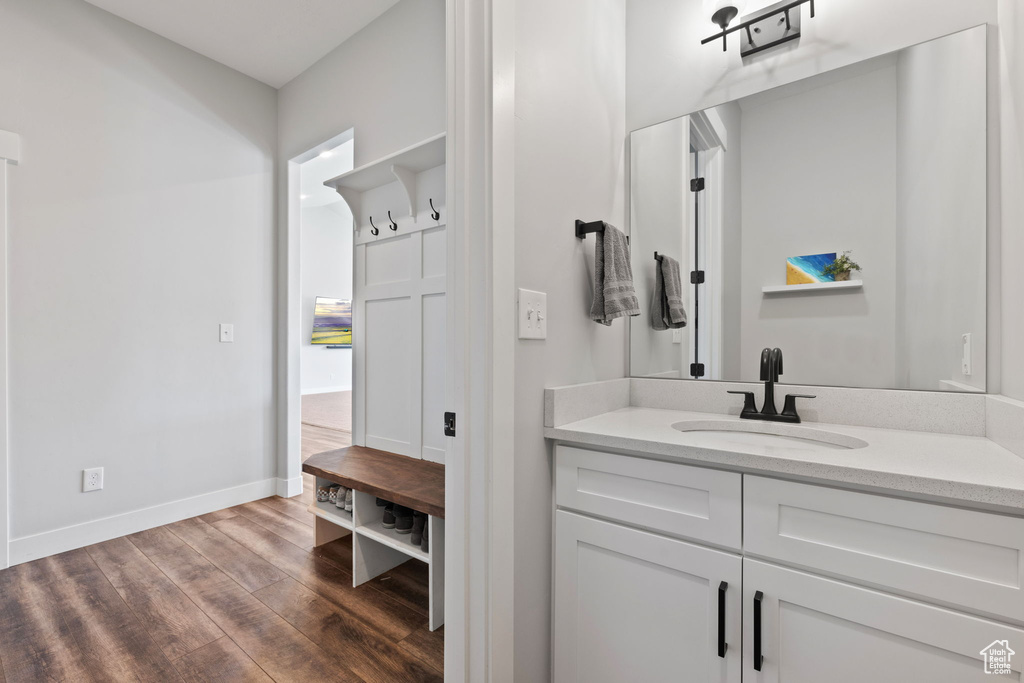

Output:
xmin=0 ymin=128 xmax=19 ymax=570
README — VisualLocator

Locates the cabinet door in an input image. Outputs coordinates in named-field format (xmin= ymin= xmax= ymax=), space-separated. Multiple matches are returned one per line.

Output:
xmin=743 ymin=559 xmax=1024 ymax=683
xmin=554 ymin=510 xmax=742 ymax=683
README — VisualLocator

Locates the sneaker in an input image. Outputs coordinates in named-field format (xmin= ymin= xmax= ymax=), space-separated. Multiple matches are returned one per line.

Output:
xmin=316 ymin=484 xmax=331 ymax=503
xmin=394 ymin=505 xmax=414 ymax=534
xmin=421 ymin=520 xmax=429 ymax=553
xmin=376 ymin=497 xmax=388 ymax=507
xmin=411 ymin=512 xmax=426 ymax=545
xmin=327 ymin=485 xmax=340 ymax=506
xmin=382 ymin=503 xmax=396 ymax=528
xmin=344 ymin=488 xmax=353 ymax=512
xmin=335 ymin=486 xmax=348 ymax=509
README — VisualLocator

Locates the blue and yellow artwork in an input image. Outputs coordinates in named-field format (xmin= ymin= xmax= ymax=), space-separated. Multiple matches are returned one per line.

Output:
xmin=311 ymin=297 xmax=352 ymax=346
xmin=786 ymin=253 xmax=837 ymax=285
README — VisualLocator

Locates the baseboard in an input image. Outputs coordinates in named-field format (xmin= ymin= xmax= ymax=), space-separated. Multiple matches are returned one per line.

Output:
xmin=301 ymin=386 xmax=352 ymax=395
xmin=8 ymin=478 xmax=277 ymax=566
xmin=277 ymin=476 xmax=304 ymax=498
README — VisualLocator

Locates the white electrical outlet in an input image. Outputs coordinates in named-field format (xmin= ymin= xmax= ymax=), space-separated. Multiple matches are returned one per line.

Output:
xmin=219 ymin=323 xmax=234 ymax=343
xmin=518 ymin=289 xmax=548 ymax=340
xmin=83 ymin=467 xmax=104 ymax=492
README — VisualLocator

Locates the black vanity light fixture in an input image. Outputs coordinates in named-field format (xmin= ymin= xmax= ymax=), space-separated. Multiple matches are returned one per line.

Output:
xmin=702 ymin=0 xmax=815 ymax=57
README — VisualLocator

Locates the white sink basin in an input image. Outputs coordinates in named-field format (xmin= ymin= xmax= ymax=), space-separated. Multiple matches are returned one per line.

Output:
xmin=671 ymin=419 xmax=869 ymax=451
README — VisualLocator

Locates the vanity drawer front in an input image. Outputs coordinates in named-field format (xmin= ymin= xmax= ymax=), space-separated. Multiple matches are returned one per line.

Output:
xmin=555 ymin=445 xmax=742 ymax=549
xmin=745 ymin=476 xmax=1024 ymax=622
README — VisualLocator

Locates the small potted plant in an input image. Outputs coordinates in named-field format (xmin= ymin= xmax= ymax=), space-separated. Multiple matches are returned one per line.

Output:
xmin=822 ymin=251 xmax=861 ymax=281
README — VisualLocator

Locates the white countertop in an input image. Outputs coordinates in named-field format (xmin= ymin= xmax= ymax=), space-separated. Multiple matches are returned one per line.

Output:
xmin=545 ymin=407 xmax=1024 ymax=512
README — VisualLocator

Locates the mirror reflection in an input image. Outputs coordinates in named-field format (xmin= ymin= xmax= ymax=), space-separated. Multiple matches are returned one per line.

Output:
xmin=629 ymin=26 xmax=987 ymax=392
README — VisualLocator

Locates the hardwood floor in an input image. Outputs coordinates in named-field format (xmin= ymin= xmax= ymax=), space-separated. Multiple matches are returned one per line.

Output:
xmin=0 ymin=490 xmax=443 ymax=682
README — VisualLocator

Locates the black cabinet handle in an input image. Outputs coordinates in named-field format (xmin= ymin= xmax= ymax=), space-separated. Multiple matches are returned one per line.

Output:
xmin=718 ymin=581 xmax=728 ymax=657
xmin=753 ymin=590 xmax=764 ymax=671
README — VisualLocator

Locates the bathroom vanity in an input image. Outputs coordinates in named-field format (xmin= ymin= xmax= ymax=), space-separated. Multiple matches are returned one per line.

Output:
xmin=545 ymin=379 xmax=1024 ymax=682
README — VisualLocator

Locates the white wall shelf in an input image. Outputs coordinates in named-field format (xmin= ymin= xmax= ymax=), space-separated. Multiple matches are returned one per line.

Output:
xmin=324 ymin=133 xmax=446 ymax=224
xmin=762 ymin=279 xmax=863 ymax=295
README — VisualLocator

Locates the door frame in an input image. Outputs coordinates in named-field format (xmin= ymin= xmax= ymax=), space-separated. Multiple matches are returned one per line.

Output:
xmin=0 ymin=128 xmax=20 ymax=571
xmin=280 ymin=129 xmax=355 ymax=499
xmin=445 ymin=0 xmax=516 ymax=679
xmin=276 ymin=0 xmax=515 ymax=676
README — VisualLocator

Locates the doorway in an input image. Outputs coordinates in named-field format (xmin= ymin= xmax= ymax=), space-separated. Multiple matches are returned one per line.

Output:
xmin=296 ymin=137 xmax=355 ymax=481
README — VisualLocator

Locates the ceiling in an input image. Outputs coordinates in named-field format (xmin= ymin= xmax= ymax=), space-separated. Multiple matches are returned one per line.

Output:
xmin=82 ymin=0 xmax=400 ymax=88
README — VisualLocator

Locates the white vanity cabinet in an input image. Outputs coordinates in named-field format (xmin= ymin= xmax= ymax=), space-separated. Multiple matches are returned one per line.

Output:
xmin=554 ymin=510 xmax=742 ymax=683
xmin=553 ymin=445 xmax=1024 ymax=682
xmin=743 ymin=560 xmax=1024 ymax=683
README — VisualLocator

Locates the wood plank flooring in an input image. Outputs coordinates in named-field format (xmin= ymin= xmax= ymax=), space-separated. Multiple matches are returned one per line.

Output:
xmin=0 ymin=490 xmax=443 ymax=681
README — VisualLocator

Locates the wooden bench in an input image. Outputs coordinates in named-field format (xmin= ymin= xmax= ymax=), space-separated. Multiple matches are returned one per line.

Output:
xmin=303 ymin=445 xmax=445 ymax=630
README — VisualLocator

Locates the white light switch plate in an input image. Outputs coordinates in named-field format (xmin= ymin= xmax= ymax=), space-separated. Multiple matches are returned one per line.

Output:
xmin=518 ymin=289 xmax=547 ymax=340
xmin=219 ymin=323 xmax=234 ymax=343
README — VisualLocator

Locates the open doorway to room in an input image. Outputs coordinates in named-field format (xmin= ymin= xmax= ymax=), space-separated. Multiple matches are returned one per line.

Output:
xmin=297 ymin=137 xmax=355 ymax=475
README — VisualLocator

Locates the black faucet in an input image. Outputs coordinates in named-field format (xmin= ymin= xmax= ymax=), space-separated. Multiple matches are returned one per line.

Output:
xmin=729 ymin=347 xmax=815 ymax=423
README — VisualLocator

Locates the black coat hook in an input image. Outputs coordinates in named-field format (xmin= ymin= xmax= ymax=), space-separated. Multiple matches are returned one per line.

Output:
xmin=369 ymin=216 xmax=379 ymax=236
xmin=429 ymin=198 xmax=440 ymax=221
xmin=388 ymin=210 xmax=398 ymax=231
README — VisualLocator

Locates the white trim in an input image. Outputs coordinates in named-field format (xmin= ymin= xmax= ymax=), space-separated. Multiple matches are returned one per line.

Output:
xmin=276 ymin=476 xmax=304 ymax=498
xmin=705 ymin=149 xmax=725 ymax=380
xmin=280 ymin=129 xmax=356 ymax=510
xmin=0 ymin=128 xmax=16 ymax=570
xmin=8 ymin=478 xmax=278 ymax=566
xmin=300 ymin=386 xmax=352 ymax=396
xmin=444 ymin=0 xmax=517 ymax=676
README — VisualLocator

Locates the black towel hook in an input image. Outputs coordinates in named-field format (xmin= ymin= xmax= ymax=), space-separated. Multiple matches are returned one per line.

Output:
xmin=369 ymin=216 xmax=379 ymax=236
xmin=429 ymin=198 xmax=440 ymax=221
xmin=388 ymin=210 xmax=398 ymax=231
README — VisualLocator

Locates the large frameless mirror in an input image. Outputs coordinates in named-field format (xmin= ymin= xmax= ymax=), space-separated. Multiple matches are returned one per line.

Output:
xmin=629 ymin=26 xmax=988 ymax=392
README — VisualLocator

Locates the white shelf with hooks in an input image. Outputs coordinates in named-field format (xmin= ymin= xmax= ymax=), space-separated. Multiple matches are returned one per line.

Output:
xmin=323 ymin=133 xmax=446 ymax=237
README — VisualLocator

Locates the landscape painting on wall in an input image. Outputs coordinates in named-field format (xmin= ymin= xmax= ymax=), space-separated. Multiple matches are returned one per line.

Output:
xmin=311 ymin=297 xmax=352 ymax=346
xmin=786 ymin=253 xmax=837 ymax=285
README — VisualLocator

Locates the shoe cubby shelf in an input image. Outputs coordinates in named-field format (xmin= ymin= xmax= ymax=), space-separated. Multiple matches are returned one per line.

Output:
xmin=310 ymin=474 xmax=445 ymax=631
xmin=308 ymin=500 xmax=354 ymax=530
xmin=355 ymin=518 xmax=430 ymax=563
xmin=323 ymin=133 xmax=446 ymax=234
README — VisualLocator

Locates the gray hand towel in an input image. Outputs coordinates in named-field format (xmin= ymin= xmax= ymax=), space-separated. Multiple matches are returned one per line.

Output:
xmin=590 ymin=223 xmax=640 ymax=326
xmin=651 ymin=255 xmax=687 ymax=329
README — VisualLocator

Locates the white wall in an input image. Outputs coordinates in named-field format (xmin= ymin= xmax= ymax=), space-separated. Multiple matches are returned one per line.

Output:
xmin=276 ymin=0 xmax=446 ymax=485
xmin=277 ymin=0 xmax=446 ymax=168
xmin=896 ymin=28 xmax=987 ymax=391
xmin=514 ymin=0 xmax=628 ymax=680
xmin=0 ymin=0 xmax=277 ymax=557
xmin=300 ymin=203 xmax=353 ymax=394
xmin=737 ymin=63 xmax=899 ymax=388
